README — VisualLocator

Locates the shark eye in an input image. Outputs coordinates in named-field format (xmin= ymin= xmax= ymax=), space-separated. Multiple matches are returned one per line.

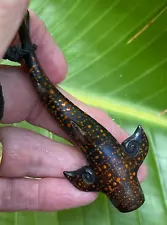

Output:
xmin=126 ymin=140 xmax=139 ymax=156
xmin=82 ymin=171 xmax=95 ymax=184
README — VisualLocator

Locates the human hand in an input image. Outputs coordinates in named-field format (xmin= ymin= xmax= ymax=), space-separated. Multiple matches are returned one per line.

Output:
xmin=0 ymin=0 xmax=147 ymax=212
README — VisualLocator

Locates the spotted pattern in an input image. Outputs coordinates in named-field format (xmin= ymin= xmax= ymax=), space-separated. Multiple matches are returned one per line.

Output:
xmin=5 ymin=10 xmax=149 ymax=213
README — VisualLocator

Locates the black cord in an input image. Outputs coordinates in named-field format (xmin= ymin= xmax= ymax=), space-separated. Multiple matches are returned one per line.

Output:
xmin=3 ymin=44 xmax=37 ymax=63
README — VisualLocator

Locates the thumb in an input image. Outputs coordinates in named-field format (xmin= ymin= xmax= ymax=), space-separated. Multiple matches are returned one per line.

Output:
xmin=0 ymin=0 xmax=29 ymax=58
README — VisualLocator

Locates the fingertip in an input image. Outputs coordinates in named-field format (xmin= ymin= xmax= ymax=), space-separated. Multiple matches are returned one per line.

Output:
xmin=39 ymin=178 xmax=98 ymax=211
xmin=138 ymin=164 xmax=148 ymax=183
xmin=29 ymin=10 xmax=68 ymax=84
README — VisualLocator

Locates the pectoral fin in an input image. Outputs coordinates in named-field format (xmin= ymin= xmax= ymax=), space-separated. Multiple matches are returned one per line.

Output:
xmin=64 ymin=166 xmax=99 ymax=192
xmin=122 ymin=125 xmax=149 ymax=168
xmin=70 ymin=120 xmax=92 ymax=145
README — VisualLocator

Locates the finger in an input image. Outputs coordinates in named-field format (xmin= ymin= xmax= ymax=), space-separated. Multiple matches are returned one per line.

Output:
xmin=0 ymin=65 xmax=37 ymax=123
xmin=0 ymin=126 xmax=147 ymax=183
xmin=0 ymin=126 xmax=86 ymax=178
xmin=10 ymin=10 xmax=68 ymax=84
xmin=30 ymin=10 xmax=68 ymax=83
xmin=0 ymin=0 xmax=29 ymax=57
xmin=0 ymin=177 xmax=97 ymax=211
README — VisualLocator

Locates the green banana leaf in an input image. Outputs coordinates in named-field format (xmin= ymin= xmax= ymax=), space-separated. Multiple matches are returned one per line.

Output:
xmin=1 ymin=0 xmax=167 ymax=224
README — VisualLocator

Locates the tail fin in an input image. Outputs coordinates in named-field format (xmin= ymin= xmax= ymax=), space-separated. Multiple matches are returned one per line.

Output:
xmin=23 ymin=10 xmax=30 ymax=33
xmin=0 ymin=85 xmax=4 ymax=120
xmin=18 ymin=10 xmax=32 ymax=48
